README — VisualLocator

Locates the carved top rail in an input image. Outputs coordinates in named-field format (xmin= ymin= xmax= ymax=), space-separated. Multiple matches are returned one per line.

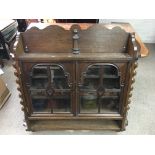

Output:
xmin=13 ymin=23 xmax=141 ymax=60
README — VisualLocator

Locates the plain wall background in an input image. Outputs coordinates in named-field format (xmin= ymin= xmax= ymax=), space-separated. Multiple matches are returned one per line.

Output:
xmin=99 ymin=19 xmax=155 ymax=43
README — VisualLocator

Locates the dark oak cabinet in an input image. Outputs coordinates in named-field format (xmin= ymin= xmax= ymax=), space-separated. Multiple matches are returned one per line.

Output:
xmin=13 ymin=24 xmax=139 ymax=131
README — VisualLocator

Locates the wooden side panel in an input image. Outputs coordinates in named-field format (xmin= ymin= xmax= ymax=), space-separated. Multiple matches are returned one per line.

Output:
xmin=121 ymin=61 xmax=138 ymax=130
xmin=13 ymin=59 xmax=31 ymax=131
xmin=127 ymin=33 xmax=140 ymax=59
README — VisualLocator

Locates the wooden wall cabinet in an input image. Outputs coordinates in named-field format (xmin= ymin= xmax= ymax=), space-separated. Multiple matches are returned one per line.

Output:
xmin=13 ymin=24 xmax=139 ymax=131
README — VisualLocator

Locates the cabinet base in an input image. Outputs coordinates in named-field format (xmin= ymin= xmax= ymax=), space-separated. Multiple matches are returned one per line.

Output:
xmin=29 ymin=120 xmax=121 ymax=131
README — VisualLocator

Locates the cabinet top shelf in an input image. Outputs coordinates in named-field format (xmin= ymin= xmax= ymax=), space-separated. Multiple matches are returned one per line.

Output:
xmin=18 ymin=53 xmax=132 ymax=61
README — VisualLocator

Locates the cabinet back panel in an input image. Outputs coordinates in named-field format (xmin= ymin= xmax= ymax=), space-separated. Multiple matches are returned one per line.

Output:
xmin=22 ymin=24 xmax=129 ymax=53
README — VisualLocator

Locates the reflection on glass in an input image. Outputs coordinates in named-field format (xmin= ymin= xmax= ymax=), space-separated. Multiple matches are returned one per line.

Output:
xmin=30 ymin=64 xmax=71 ymax=114
xmin=103 ymin=78 xmax=120 ymax=89
xmin=32 ymin=99 xmax=50 ymax=113
xmin=31 ymin=78 xmax=48 ymax=89
xmin=103 ymin=65 xmax=117 ymax=76
xmin=51 ymin=65 xmax=69 ymax=89
xmin=82 ymin=79 xmax=99 ymax=90
xmin=80 ymin=95 xmax=98 ymax=113
xmin=52 ymin=97 xmax=70 ymax=113
xmin=32 ymin=97 xmax=71 ymax=113
xmin=54 ymin=78 xmax=69 ymax=89
xmin=100 ymin=98 xmax=119 ymax=113
xmin=87 ymin=65 xmax=100 ymax=76
xmin=33 ymin=67 xmax=48 ymax=77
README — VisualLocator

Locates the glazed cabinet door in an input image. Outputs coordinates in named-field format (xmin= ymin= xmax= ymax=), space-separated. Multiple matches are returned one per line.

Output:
xmin=77 ymin=62 xmax=127 ymax=116
xmin=21 ymin=62 xmax=75 ymax=116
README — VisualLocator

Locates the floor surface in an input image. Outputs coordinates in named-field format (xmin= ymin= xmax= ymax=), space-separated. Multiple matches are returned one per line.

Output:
xmin=0 ymin=44 xmax=155 ymax=135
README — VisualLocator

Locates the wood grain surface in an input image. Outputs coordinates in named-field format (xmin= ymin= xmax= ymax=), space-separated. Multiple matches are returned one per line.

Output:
xmin=27 ymin=23 xmax=149 ymax=57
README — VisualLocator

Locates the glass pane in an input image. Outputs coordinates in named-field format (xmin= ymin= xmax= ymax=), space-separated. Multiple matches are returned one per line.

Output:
xmin=100 ymin=98 xmax=119 ymax=113
xmin=80 ymin=95 xmax=98 ymax=113
xmin=103 ymin=78 xmax=120 ymax=89
xmin=79 ymin=64 xmax=121 ymax=114
xmin=31 ymin=78 xmax=48 ymax=89
xmin=54 ymin=78 xmax=69 ymax=89
xmin=32 ymin=99 xmax=51 ymax=113
xmin=33 ymin=67 xmax=48 ymax=77
xmin=30 ymin=64 xmax=72 ymax=114
xmin=50 ymin=65 xmax=69 ymax=89
xmin=103 ymin=65 xmax=117 ymax=76
xmin=87 ymin=65 xmax=100 ymax=76
xmin=30 ymin=89 xmax=46 ymax=97
xmin=82 ymin=78 xmax=99 ymax=90
xmin=53 ymin=67 xmax=63 ymax=76
xmin=52 ymin=96 xmax=71 ymax=113
xmin=32 ymin=97 xmax=71 ymax=113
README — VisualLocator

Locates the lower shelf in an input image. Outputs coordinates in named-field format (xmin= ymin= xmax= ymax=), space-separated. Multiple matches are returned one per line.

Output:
xmin=29 ymin=119 xmax=121 ymax=131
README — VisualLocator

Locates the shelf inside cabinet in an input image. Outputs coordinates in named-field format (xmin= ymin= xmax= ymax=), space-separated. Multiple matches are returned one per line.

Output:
xmin=30 ymin=88 xmax=70 ymax=92
xmin=80 ymin=88 xmax=121 ymax=93
xmin=85 ymin=75 xmax=100 ymax=79
xmin=105 ymin=89 xmax=121 ymax=93
xmin=85 ymin=75 xmax=118 ymax=79
xmin=79 ymin=91 xmax=119 ymax=98
xmin=31 ymin=95 xmax=70 ymax=99
xmin=31 ymin=75 xmax=48 ymax=79
xmin=30 ymin=87 xmax=46 ymax=91
xmin=31 ymin=96 xmax=49 ymax=99
xmin=103 ymin=75 xmax=118 ymax=78
xmin=54 ymin=76 xmax=66 ymax=79
xmin=54 ymin=89 xmax=71 ymax=92
xmin=100 ymin=96 xmax=119 ymax=99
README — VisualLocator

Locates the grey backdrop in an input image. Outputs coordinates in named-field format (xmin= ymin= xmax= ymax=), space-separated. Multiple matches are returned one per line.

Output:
xmin=99 ymin=19 xmax=155 ymax=43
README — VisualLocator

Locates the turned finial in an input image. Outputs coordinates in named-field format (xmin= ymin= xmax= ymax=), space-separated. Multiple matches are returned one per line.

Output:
xmin=72 ymin=29 xmax=80 ymax=54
